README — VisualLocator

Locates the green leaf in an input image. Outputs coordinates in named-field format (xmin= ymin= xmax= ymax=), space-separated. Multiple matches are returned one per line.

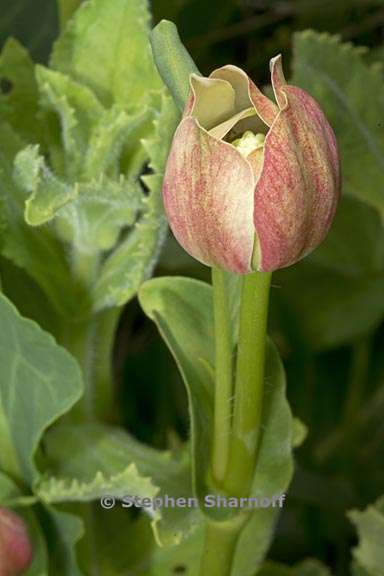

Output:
xmin=352 ymin=564 xmax=373 ymax=576
xmin=348 ymin=496 xmax=384 ymax=576
xmin=44 ymin=506 xmax=84 ymax=576
xmin=0 ymin=293 xmax=83 ymax=485
xmin=35 ymin=65 xmax=104 ymax=179
xmin=15 ymin=144 xmax=143 ymax=253
xmin=139 ymin=276 xmax=295 ymax=572
xmin=150 ymin=19 xmax=201 ymax=110
xmin=36 ymin=422 xmax=194 ymax=547
xmin=57 ymin=0 xmax=83 ymax=28
xmin=0 ymin=122 xmax=88 ymax=317
xmin=35 ymin=65 xmax=156 ymax=182
xmin=292 ymin=31 xmax=384 ymax=215
xmin=14 ymin=144 xmax=76 ymax=226
xmin=310 ymin=196 xmax=384 ymax=277
xmin=273 ymin=262 xmax=384 ymax=352
xmin=19 ymin=506 xmax=50 ymax=576
xmin=51 ymin=0 xmax=162 ymax=109
xmin=148 ymin=524 xmax=203 ymax=575
xmin=93 ymin=93 xmax=179 ymax=310
xmin=272 ymin=196 xmax=384 ymax=351
xmin=139 ymin=277 xmax=215 ymax=503
xmin=292 ymin=418 xmax=308 ymax=448
xmin=0 ymin=38 xmax=41 ymax=143
xmin=0 ymin=470 xmax=25 ymax=503
xmin=80 ymin=510 xmax=154 ymax=576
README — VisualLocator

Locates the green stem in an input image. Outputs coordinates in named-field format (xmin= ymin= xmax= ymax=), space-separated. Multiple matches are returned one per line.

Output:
xmin=199 ymin=516 xmax=247 ymax=576
xmin=224 ymin=271 xmax=272 ymax=497
xmin=211 ymin=268 xmax=233 ymax=484
xmin=60 ymin=307 xmax=120 ymax=421
xmin=92 ymin=307 xmax=121 ymax=420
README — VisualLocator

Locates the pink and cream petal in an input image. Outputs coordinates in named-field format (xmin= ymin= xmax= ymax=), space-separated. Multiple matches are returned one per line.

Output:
xmin=246 ymin=146 xmax=264 ymax=182
xmin=253 ymin=86 xmax=340 ymax=272
xmin=209 ymin=106 xmax=256 ymax=140
xmin=211 ymin=64 xmax=278 ymax=127
xmin=188 ymin=74 xmax=236 ymax=130
xmin=163 ymin=117 xmax=256 ymax=274
xmin=270 ymin=55 xmax=288 ymax=110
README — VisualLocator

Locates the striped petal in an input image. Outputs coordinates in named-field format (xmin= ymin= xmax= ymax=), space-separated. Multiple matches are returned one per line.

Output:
xmin=253 ymin=83 xmax=340 ymax=271
xmin=163 ymin=117 xmax=256 ymax=273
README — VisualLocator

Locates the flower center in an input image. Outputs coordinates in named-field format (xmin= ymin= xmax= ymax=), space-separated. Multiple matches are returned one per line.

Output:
xmin=231 ymin=131 xmax=265 ymax=157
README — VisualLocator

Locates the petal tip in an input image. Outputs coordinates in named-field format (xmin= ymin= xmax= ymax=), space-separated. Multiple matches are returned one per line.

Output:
xmin=270 ymin=54 xmax=287 ymax=109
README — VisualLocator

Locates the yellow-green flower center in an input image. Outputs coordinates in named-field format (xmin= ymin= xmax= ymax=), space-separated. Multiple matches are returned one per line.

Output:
xmin=231 ymin=131 xmax=265 ymax=157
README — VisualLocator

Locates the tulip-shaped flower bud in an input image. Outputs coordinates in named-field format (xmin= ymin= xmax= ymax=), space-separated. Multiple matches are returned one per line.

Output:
xmin=0 ymin=507 xmax=33 ymax=576
xmin=163 ymin=56 xmax=340 ymax=273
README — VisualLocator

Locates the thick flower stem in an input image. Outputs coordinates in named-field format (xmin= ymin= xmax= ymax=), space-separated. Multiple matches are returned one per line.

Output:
xmin=211 ymin=268 xmax=233 ymax=484
xmin=199 ymin=516 xmax=247 ymax=576
xmin=224 ymin=271 xmax=272 ymax=497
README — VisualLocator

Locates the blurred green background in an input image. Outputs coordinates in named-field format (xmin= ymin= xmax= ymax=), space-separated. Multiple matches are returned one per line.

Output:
xmin=1 ymin=1 xmax=384 ymax=574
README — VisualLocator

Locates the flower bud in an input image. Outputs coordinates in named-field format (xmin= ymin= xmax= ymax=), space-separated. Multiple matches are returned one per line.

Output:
xmin=163 ymin=56 xmax=340 ymax=273
xmin=0 ymin=507 xmax=33 ymax=576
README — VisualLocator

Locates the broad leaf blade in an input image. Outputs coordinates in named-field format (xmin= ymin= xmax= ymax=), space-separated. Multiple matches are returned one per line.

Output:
xmin=51 ymin=0 xmax=162 ymax=109
xmin=0 ymin=293 xmax=83 ymax=485
xmin=292 ymin=31 xmax=384 ymax=215
xmin=139 ymin=276 xmax=215 ymax=502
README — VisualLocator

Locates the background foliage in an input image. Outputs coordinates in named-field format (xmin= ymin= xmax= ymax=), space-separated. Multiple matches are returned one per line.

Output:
xmin=1 ymin=0 xmax=384 ymax=575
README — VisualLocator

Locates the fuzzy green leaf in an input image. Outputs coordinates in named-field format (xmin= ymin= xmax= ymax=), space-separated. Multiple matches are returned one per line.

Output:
xmin=292 ymin=31 xmax=384 ymax=215
xmin=93 ymin=93 xmax=178 ymax=310
xmin=35 ymin=65 xmax=103 ymax=179
xmin=0 ymin=122 xmax=88 ymax=317
xmin=51 ymin=0 xmax=162 ymax=109
xmin=15 ymin=144 xmax=76 ymax=226
xmin=150 ymin=19 xmax=200 ymax=110
xmin=349 ymin=496 xmax=384 ymax=576
xmin=0 ymin=293 xmax=83 ymax=485
xmin=15 ymin=144 xmax=143 ymax=253
xmin=36 ymin=422 xmax=194 ymax=548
